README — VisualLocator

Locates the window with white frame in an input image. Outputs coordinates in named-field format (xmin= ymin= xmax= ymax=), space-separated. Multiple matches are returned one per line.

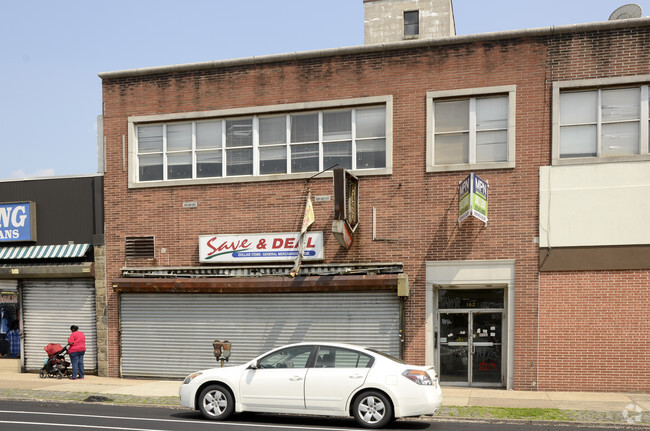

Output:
xmin=552 ymin=78 xmax=650 ymax=164
xmin=134 ymin=105 xmax=387 ymax=183
xmin=427 ymin=86 xmax=516 ymax=172
xmin=559 ymin=87 xmax=646 ymax=158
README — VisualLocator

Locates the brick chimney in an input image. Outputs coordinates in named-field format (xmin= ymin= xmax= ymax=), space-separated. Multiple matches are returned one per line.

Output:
xmin=363 ymin=0 xmax=455 ymax=44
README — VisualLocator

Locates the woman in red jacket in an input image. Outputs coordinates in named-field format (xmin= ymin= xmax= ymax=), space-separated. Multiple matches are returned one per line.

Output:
xmin=67 ymin=325 xmax=86 ymax=380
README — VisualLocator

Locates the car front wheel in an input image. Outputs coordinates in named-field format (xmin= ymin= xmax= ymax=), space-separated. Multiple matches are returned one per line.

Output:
xmin=198 ymin=384 xmax=235 ymax=421
xmin=352 ymin=391 xmax=393 ymax=429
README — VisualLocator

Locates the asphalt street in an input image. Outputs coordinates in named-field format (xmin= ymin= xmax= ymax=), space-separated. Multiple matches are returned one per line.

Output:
xmin=0 ymin=400 xmax=645 ymax=431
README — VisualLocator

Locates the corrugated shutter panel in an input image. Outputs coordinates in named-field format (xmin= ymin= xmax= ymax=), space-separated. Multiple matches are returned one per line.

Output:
xmin=121 ymin=291 xmax=400 ymax=378
xmin=0 ymin=280 xmax=18 ymax=291
xmin=22 ymin=280 xmax=96 ymax=372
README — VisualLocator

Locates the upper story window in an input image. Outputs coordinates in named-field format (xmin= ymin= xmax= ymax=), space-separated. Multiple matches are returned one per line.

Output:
xmin=553 ymin=77 xmax=650 ymax=165
xmin=404 ymin=10 xmax=419 ymax=37
xmin=129 ymin=97 xmax=392 ymax=187
xmin=426 ymin=86 xmax=516 ymax=172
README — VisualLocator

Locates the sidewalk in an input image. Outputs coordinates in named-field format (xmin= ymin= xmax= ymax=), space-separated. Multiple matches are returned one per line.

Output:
xmin=0 ymin=371 xmax=648 ymax=425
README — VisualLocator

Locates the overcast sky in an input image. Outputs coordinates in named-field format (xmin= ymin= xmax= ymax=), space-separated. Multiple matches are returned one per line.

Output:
xmin=0 ymin=0 xmax=646 ymax=180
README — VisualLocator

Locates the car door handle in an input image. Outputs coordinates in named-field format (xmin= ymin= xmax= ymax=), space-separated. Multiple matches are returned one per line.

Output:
xmin=349 ymin=374 xmax=364 ymax=379
xmin=289 ymin=376 xmax=303 ymax=381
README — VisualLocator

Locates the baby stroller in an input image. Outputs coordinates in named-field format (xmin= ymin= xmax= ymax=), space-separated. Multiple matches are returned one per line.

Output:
xmin=39 ymin=343 xmax=71 ymax=379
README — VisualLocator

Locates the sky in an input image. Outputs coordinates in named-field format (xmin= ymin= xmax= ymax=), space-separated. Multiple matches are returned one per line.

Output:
xmin=0 ymin=0 xmax=647 ymax=181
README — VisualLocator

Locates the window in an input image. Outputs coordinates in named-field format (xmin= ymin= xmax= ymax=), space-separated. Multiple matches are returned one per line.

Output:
xmin=132 ymin=102 xmax=389 ymax=185
xmin=404 ymin=10 xmax=419 ymax=37
xmin=196 ymin=121 xmax=222 ymax=178
xmin=137 ymin=125 xmax=163 ymax=182
xmin=314 ymin=347 xmax=373 ymax=368
xmin=259 ymin=116 xmax=287 ymax=175
xmin=257 ymin=345 xmax=314 ymax=369
xmin=553 ymin=78 xmax=650 ymax=164
xmin=559 ymin=88 xmax=644 ymax=158
xmin=427 ymin=86 xmax=516 ymax=172
xmin=225 ymin=119 xmax=253 ymax=176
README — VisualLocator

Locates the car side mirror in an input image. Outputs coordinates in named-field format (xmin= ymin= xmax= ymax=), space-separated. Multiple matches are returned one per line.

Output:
xmin=248 ymin=360 xmax=258 ymax=370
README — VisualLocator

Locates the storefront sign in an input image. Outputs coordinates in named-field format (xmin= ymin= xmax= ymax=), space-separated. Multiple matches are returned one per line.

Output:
xmin=458 ymin=174 xmax=488 ymax=225
xmin=0 ymin=293 xmax=17 ymax=304
xmin=199 ymin=232 xmax=324 ymax=263
xmin=0 ymin=202 xmax=36 ymax=242
xmin=332 ymin=220 xmax=354 ymax=249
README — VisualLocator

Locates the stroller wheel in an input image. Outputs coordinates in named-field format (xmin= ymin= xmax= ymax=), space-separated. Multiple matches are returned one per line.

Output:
xmin=57 ymin=371 xmax=64 ymax=379
xmin=39 ymin=370 xmax=46 ymax=379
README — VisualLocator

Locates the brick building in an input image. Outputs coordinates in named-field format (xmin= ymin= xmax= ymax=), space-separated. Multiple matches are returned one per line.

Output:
xmin=98 ymin=1 xmax=649 ymax=391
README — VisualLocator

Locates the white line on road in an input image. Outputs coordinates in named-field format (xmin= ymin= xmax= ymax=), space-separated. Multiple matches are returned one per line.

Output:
xmin=0 ymin=421 xmax=171 ymax=431
xmin=0 ymin=410 xmax=353 ymax=431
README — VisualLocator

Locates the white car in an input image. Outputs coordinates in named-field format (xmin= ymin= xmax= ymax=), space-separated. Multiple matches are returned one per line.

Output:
xmin=179 ymin=342 xmax=442 ymax=428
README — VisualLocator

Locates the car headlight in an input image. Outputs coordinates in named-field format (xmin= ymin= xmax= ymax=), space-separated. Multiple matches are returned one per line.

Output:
xmin=182 ymin=372 xmax=202 ymax=384
xmin=402 ymin=369 xmax=433 ymax=385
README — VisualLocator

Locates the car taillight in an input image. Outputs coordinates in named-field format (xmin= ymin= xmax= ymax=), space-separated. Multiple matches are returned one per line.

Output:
xmin=402 ymin=369 xmax=433 ymax=385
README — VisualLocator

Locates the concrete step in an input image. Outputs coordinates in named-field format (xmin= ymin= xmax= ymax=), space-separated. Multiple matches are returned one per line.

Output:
xmin=0 ymin=359 xmax=20 ymax=373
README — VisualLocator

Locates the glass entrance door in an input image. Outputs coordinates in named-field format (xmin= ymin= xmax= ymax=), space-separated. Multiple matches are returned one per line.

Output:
xmin=439 ymin=311 xmax=503 ymax=385
xmin=439 ymin=312 xmax=470 ymax=382
xmin=436 ymin=288 xmax=505 ymax=387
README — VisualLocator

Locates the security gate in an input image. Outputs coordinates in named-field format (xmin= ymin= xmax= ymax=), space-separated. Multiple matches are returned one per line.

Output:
xmin=120 ymin=291 xmax=401 ymax=378
xmin=22 ymin=279 xmax=97 ymax=372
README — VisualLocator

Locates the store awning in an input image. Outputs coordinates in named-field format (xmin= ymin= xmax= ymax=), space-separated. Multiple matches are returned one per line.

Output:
xmin=0 ymin=244 xmax=90 ymax=260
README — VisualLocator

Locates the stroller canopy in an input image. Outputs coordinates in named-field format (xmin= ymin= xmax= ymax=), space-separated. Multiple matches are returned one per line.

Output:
xmin=44 ymin=343 xmax=65 ymax=357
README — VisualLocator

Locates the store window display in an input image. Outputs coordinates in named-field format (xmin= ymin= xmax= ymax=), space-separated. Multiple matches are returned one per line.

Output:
xmin=0 ymin=297 xmax=19 ymax=358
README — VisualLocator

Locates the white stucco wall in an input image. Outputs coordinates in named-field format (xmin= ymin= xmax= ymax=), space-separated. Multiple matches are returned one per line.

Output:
xmin=539 ymin=161 xmax=650 ymax=247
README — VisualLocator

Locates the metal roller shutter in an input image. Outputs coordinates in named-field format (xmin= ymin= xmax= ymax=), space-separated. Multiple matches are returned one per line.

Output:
xmin=121 ymin=291 xmax=400 ymax=378
xmin=0 ymin=280 xmax=18 ymax=290
xmin=22 ymin=280 xmax=97 ymax=372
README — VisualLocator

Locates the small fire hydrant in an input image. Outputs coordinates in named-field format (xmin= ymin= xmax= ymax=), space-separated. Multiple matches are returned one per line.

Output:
xmin=213 ymin=340 xmax=231 ymax=367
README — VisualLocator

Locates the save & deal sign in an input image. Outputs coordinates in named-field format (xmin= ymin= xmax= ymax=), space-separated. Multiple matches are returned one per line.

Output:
xmin=0 ymin=202 xmax=36 ymax=242
xmin=199 ymin=232 xmax=324 ymax=263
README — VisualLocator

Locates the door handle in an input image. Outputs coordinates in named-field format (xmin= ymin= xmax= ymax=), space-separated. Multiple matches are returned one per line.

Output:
xmin=349 ymin=374 xmax=364 ymax=379
xmin=289 ymin=376 xmax=303 ymax=381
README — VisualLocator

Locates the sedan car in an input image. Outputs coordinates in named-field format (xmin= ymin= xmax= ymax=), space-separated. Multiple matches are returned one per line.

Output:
xmin=180 ymin=342 xmax=442 ymax=428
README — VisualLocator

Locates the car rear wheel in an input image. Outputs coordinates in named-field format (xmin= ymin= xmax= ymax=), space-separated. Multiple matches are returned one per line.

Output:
xmin=352 ymin=391 xmax=393 ymax=429
xmin=198 ymin=384 xmax=234 ymax=421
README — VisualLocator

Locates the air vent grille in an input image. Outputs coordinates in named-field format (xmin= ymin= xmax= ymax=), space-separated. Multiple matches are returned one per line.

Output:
xmin=125 ymin=236 xmax=155 ymax=259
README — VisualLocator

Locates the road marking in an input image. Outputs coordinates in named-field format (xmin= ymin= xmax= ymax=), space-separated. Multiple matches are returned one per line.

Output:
xmin=0 ymin=410 xmax=353 ymax=431
xmin=0 ymin=421 xmax=171 ymax=431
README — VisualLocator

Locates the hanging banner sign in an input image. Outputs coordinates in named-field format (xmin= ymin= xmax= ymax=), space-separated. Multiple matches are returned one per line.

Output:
xmin=458 ymin=173 xmax=488 ymax=225
xmin=0 ymin=202 xmax=36 ymax=242
xmin=199 ymin=232 xmax=324 ymax=263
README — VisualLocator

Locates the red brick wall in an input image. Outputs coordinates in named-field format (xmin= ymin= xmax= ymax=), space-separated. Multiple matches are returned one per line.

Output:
xmin=539 ymin=271 xmax=650 ymax=392
xmin=101 ymin=23 xmax=650 ymax=391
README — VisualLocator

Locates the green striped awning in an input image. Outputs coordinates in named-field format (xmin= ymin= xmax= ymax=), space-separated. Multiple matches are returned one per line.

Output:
xmin=0 ymin=244 xmax=90 ymax=260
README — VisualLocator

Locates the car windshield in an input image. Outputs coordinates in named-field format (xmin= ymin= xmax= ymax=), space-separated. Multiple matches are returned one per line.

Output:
xmin=366 ymin=348 xmax=407 ymax=364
